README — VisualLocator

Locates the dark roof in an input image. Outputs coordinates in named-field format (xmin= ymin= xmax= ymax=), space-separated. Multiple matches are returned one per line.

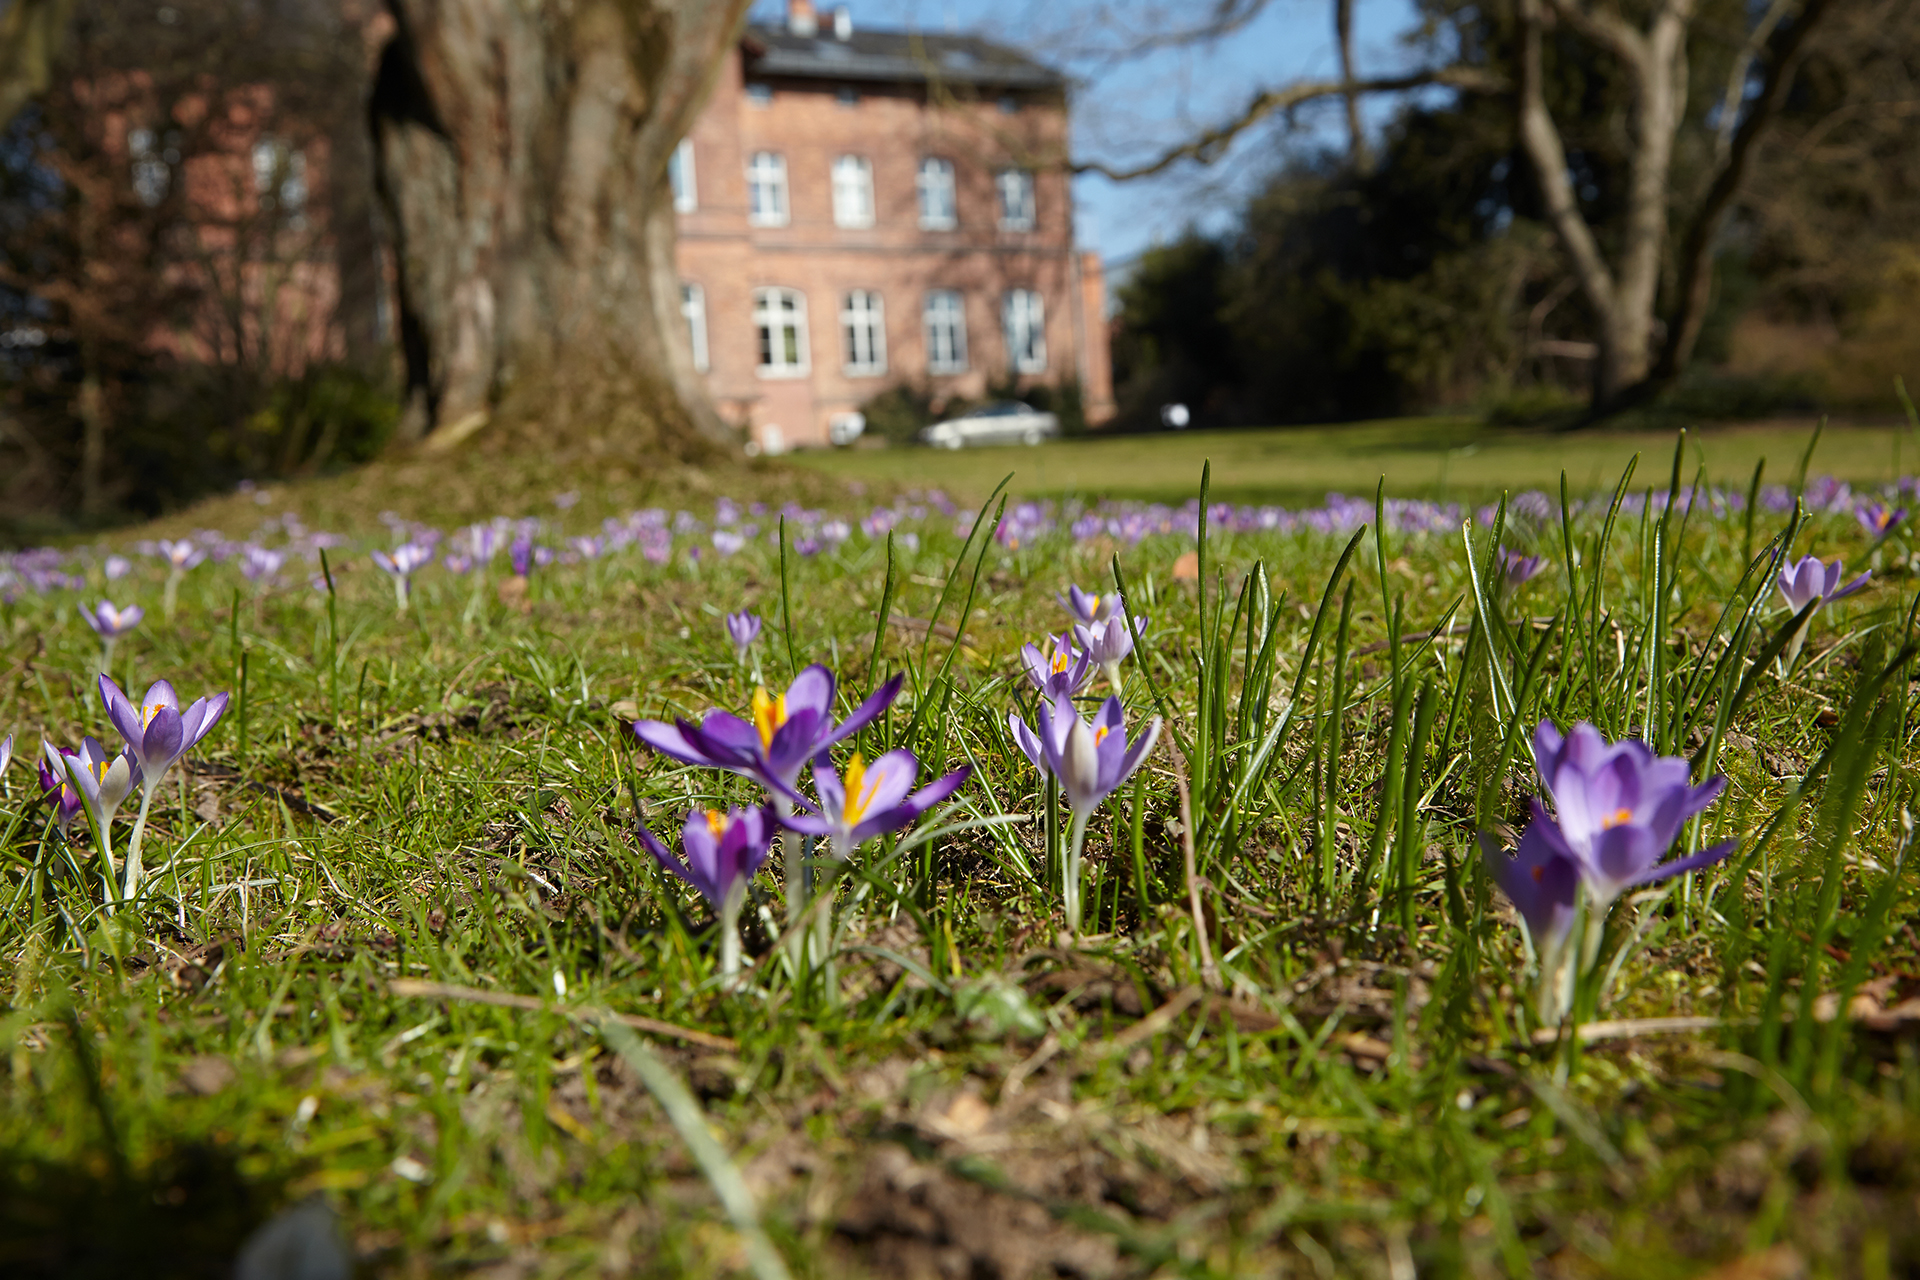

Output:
xmin=742 ymin=24 xmax=1066 ymax=90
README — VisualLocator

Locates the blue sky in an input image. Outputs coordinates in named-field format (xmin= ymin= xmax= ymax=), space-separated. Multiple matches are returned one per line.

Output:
xmin=749 ymin=0 xmax=1426 ymax=268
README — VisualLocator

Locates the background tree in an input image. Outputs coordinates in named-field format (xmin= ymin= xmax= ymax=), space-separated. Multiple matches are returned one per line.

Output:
xmin=369 ymin=0 xmax=749 ymax=452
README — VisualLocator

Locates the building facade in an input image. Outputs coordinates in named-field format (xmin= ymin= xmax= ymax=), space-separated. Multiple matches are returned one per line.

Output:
xmin=672 ymin=1 xmax=1113 ymax=452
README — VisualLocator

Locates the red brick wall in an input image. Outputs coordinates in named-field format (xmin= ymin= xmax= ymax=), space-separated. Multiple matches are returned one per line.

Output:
xmin=674 ymin=42 xmax=1114 ymax=450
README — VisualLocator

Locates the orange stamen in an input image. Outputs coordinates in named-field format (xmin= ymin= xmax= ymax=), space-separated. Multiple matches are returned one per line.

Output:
xmin=750 ymin=686 xmax=787 ymax=751
xmin=842 ymin=754 xmax=883 ymax=824
xmin=1602 ymin=806 xmax=1633 ymax=829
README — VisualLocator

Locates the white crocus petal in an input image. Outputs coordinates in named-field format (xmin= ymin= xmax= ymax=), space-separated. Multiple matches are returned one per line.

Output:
xmin=1060 ymin=715 xmax=1102 ymax=812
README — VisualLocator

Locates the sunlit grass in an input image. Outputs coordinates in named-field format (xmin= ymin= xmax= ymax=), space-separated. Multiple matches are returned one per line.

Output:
xmin=1 ymin=427 xmax=1917 ymax=1278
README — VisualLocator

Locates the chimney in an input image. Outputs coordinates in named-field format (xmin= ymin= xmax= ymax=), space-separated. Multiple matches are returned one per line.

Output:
xmin=833 ymin=5 xmax=852 ymax=39
xmin=788 ymin=0 xmax=817 ymax=36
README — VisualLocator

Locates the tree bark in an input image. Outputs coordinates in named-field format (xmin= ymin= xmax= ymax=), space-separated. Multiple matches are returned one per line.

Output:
xmin=1516 ymin=0 xmax=1695 ymax=410
xmin=369 ymin=0 xmax=747 ymax=454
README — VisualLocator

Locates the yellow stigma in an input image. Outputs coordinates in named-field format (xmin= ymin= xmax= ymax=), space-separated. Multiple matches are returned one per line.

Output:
xmin=1603 ymin=806 xmax=1633 ymax=829
xmin=1050 ymin=649 xmax=1070 ymax=673
xmin=842 ymin=754 xmax=882 ymax=825
xmin=704 ymin=809 xmax=728 ymax=837
xmin=92 ymin=760 xmax=111 ymax=783
xmin=750 ymin=686 xmax=787 ymax=751
xmin=142 ymin=703 xmax=162 ymax=728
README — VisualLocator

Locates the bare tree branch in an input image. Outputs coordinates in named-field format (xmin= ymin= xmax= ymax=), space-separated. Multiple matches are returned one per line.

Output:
xmin=1713 ymin=0 xmax=1797 ymax=164
xmin=1516 ymin=0 xmax=1617 ymax=315
xmin=1069 ymin=64 xmax=1504 ymax=181
xmin=1541 ymin=0 xmax=1649 ymax=72
xmin=1334 ymin=0 xmax=1373 ymax=174
xmin=1657 ymin=0 xmax=1837 ymax=380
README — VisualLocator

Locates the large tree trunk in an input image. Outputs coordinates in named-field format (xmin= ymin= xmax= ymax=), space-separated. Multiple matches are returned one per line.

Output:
xmin=369 ymin=0 xmax=746 ymax=455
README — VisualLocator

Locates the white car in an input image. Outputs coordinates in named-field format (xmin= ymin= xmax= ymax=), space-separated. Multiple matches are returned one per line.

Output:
xmin=919 ymin=401 xmax=1060 ymax=449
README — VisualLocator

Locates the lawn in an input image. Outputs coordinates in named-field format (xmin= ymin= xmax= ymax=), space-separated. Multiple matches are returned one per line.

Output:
xmin=796 ymin=416 xmax=1920 ymax=506
xmin=1 ymin=424 xmax=1916 ymax=1278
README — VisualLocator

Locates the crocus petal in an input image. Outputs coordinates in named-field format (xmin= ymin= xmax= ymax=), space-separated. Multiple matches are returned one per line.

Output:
xmin=783 ymin=664 xmax=837 ymax=719
xmin=1830 ymin=571 xmax=1871 ymax=602
xmin=821 ymin=673 xmax=906 ymax=748
xmin=99 ymin=675 xmax=144 ymax=746
xmin=1622 ymin=837 xmax=1740 ymax=890
xmin=637 ymin=824 xmax=699 ymax=894
xmin=143 ymin=679 xmax=180 ymax=715
xmin=139 ymin=708 xmax=186 ymax=775
xmin=633 ymin=718 xmax=726 ymax=768
xmin=1009 ymin=713 xmax=1045 ymax=772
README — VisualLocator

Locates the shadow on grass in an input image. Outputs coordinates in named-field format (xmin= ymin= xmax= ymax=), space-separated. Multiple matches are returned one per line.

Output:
xmin=0 ymin=1140 xmax=285 ymax=1279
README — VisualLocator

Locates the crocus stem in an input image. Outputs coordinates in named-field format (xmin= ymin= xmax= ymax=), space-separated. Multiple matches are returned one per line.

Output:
xmin=719 ymin=881 xmax=745 ymax=982
xmin=394 ymin=577 xmax=409 ymax=613
xmin=773 ymin=795 xmax=808 ymax=972
xmin=163 ymin=570 xmax=181 ymax=621
xmin=124 ymin=785 xmax=157 ymax=904
xmin=1065 ymin=809 xmax=1091 ymax=939
xmin=101 ymin=638 xmax=115 ymax=680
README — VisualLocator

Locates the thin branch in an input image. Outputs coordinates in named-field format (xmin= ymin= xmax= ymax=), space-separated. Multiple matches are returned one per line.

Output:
xmin=1070 ymin=64 xmax=1504 ymax=181
xmin=1515 ymin=0 xmax=1617 ymax=314
xmin=1541 ymin=0 xmax=1649 ymax=72
xmin=1657 ymin=0 xmax=1837 ymax=379
xmin=1714 ymin=0 xmax=1797 ymax=164
xmin=1334 ymin=0 xmax=1372 ymax=174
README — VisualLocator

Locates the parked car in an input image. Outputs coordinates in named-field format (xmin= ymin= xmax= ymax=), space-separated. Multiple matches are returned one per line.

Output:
xmin=918 ymin=401 xmax=1059 ymax=449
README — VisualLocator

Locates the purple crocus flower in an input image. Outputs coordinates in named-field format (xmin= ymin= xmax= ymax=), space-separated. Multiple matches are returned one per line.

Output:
xmin=371 ymin=543 xmax=434 ymax=609
xmin=81 ymin=600 xmax=143 ymax=641
xmin=99 ymin=675 xmax=229 ymax=795
xmin=509 ymin=533 xmax=534 ymax=578
xmin=637 ymin=805 xmax=776 ymax=978
xmin=55 ymin=735 xmax=140 ymax=827
xmin=1529 ymin=720 xmax=1737 ymax=910
xmin=712 ymin=530 xmax=746 ymax=557
xmin=632 ymin=665 xmax=904 ymax=796
xmin=158 ymin=538 xmax=206 ymax=572
xmin=1020 ymin=631 xmax=1093 ymax=699
xmin=1858 ymin=502 xmax=1906 ymax=539
xmin=36 ymin=743 xmax=86 ymax=831
xmin=1501 ymin=547 xmax=1547 ymax=589
xmin=0 ymin=732 xmax=9 ymax=777
xmin=103 ymin=555 xmax=132 ymax=582
xmin=240 ymin=546 xmax=285 ymax=583
xmin=1074 ymin=610 xmax=1144 ymax=690
xmin=1061 ymin=584 xmax=1122 ymax=625
xmin=725 ymin=610 xmax=762 ymax=660
xmin=1480 ymin=813 xmax=1580 ymax=952
xmin=781 ymin=750 xmax=970 ymax=860
xmin=1776 ymin=554 xmax=1869 ymax=614
xmin=1010 ymin=693 xmax=1161 ymax=933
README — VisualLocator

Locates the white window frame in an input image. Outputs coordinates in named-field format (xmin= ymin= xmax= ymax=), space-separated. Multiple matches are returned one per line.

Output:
xmin=831 ymin=155 xmax=875 ymax=229
xmin=841 ymin=290 xmax=887 ymax=376
xmin=753 ymin=286 xmax=809 ymax=377
xmin=681 ymin=283 xmax=709 ymax=373
xmin=917 ymin=157 xmax=956 ymax=231
xmin=996 ymin=168 xmax=1035 ymax=231
xmin=669 ymin=138 xmax=698 ymax=213
xmin=924 ymin=290 xmax=968 ymax=375
xmin=1003 ymin=288 xmax=1047 ymax=374
xmin=747 ymin=151 xmax=789 ymax=227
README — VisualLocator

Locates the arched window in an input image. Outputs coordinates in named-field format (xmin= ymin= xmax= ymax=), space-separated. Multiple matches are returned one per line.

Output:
xmin=842 ymin=290 xmax=886 ymax=375
xmin=747 ymin=152 xmax=788 ymax=227
xmin=924 ymin=290 xmax=967 ymax=374
xmin=917 ymin=157 xmax=956 ymax=230
xmin=832 ymin=155 xmax=875 ymax=228
xmin=1003 ymin=289 xmax=1046 ymax=373
xmin=753 ymin=287 xmax=809 ymax=375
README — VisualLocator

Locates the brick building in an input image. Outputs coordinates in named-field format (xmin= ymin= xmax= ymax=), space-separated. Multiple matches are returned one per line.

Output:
xmin=671 ymin=1 xmax=1114 ymax=452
